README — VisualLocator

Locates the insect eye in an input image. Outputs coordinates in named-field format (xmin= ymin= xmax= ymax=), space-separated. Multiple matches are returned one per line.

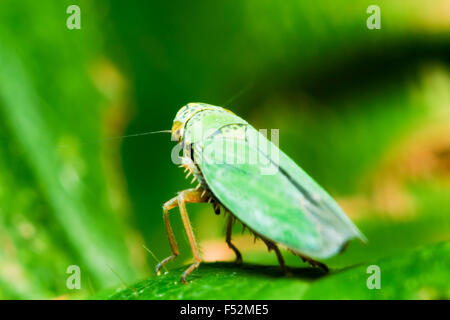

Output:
xmin=171 ymin=121 xmax=183 ymax=141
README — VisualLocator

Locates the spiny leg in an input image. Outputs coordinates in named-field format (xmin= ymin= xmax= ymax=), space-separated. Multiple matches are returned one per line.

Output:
xmin=300 ymin=255 xmax=329 ymax=273
xmin=225 ymin=214 xmax=242 ymax=264
xmin=262 ymin=238 xmax=291 ymax=276
xmin=155 ymin=188 xmax=208 ymax=282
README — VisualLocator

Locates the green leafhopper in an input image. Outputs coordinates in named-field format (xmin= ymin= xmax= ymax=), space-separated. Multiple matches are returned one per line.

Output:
xmin=156 ymin=103 xmax=366 ymax=283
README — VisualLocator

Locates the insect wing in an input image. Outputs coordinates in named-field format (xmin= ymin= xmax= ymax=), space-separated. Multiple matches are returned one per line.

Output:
xmin=197 ymin=128 xmax=365 ymax=259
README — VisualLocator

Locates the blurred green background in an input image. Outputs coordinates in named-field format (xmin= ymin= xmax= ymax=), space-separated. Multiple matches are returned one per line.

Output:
xmin=0 ymin=0 xmax=449 ymax=299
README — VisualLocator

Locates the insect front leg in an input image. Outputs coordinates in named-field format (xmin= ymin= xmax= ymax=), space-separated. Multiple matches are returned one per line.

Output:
xmin=156 ymin=188 xmax=208 ymax=283
xmin=155 ymin=196 xmax=180 ymax=275
xmin=225 ymin=214 xmax=243 ymax=264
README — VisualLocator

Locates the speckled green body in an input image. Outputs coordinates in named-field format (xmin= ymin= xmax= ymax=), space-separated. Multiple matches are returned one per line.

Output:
xmin=174 ymin=103 xmax=365 ymax=260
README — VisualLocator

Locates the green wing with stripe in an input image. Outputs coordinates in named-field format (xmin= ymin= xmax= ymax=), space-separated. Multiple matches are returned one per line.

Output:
xmin=196 ymin=125 xmax=365 ymax=260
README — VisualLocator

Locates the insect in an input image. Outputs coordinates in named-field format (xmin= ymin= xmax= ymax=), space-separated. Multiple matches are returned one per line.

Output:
xmin=156 ymin=103 xmax=366 ymax=283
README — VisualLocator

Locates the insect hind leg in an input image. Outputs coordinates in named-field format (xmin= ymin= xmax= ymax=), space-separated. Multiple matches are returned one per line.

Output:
xmin=301 ymin=256 xmax=329 ymax=273
xmin=290 ymin=250 xmax=329 ymax=273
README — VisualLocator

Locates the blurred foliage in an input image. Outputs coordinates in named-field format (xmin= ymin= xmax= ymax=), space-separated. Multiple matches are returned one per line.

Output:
xmin=0 ymin=1 xmax=144 ymax=298
xmin=0 ymin=0 xmax=449 ymax=299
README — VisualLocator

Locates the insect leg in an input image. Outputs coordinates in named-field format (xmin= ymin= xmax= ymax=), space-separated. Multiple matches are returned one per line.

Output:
xmin=288 ymin=249 xmax=329 ymax=273
xmin=302 ymin=256 xmax=329 ymax=273
xmin=225 ymin=215 xmax=243 ymax=264
xmin=156 ymin=188 xmax=208 ymax=279
xmin=177 ymin=189 xmax=208 ymax=283
xmin=262 ymin=238 xmax=292 ymax=276
xmin=155 ymin=196 xmax=181 ymax=275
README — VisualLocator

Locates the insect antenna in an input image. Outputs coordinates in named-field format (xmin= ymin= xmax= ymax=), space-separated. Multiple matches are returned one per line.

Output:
xmin=222 ymin=81 xmax=254 ymax=106
xmin=58 ymin=129 xmax=171 ymax=149
xmin=98 ymin=130 xmax=171 ymax=142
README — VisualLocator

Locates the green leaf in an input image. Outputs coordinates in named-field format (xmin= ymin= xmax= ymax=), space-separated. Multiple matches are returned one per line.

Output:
xmin=103 ymin=241 xmax=450 ymax=300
